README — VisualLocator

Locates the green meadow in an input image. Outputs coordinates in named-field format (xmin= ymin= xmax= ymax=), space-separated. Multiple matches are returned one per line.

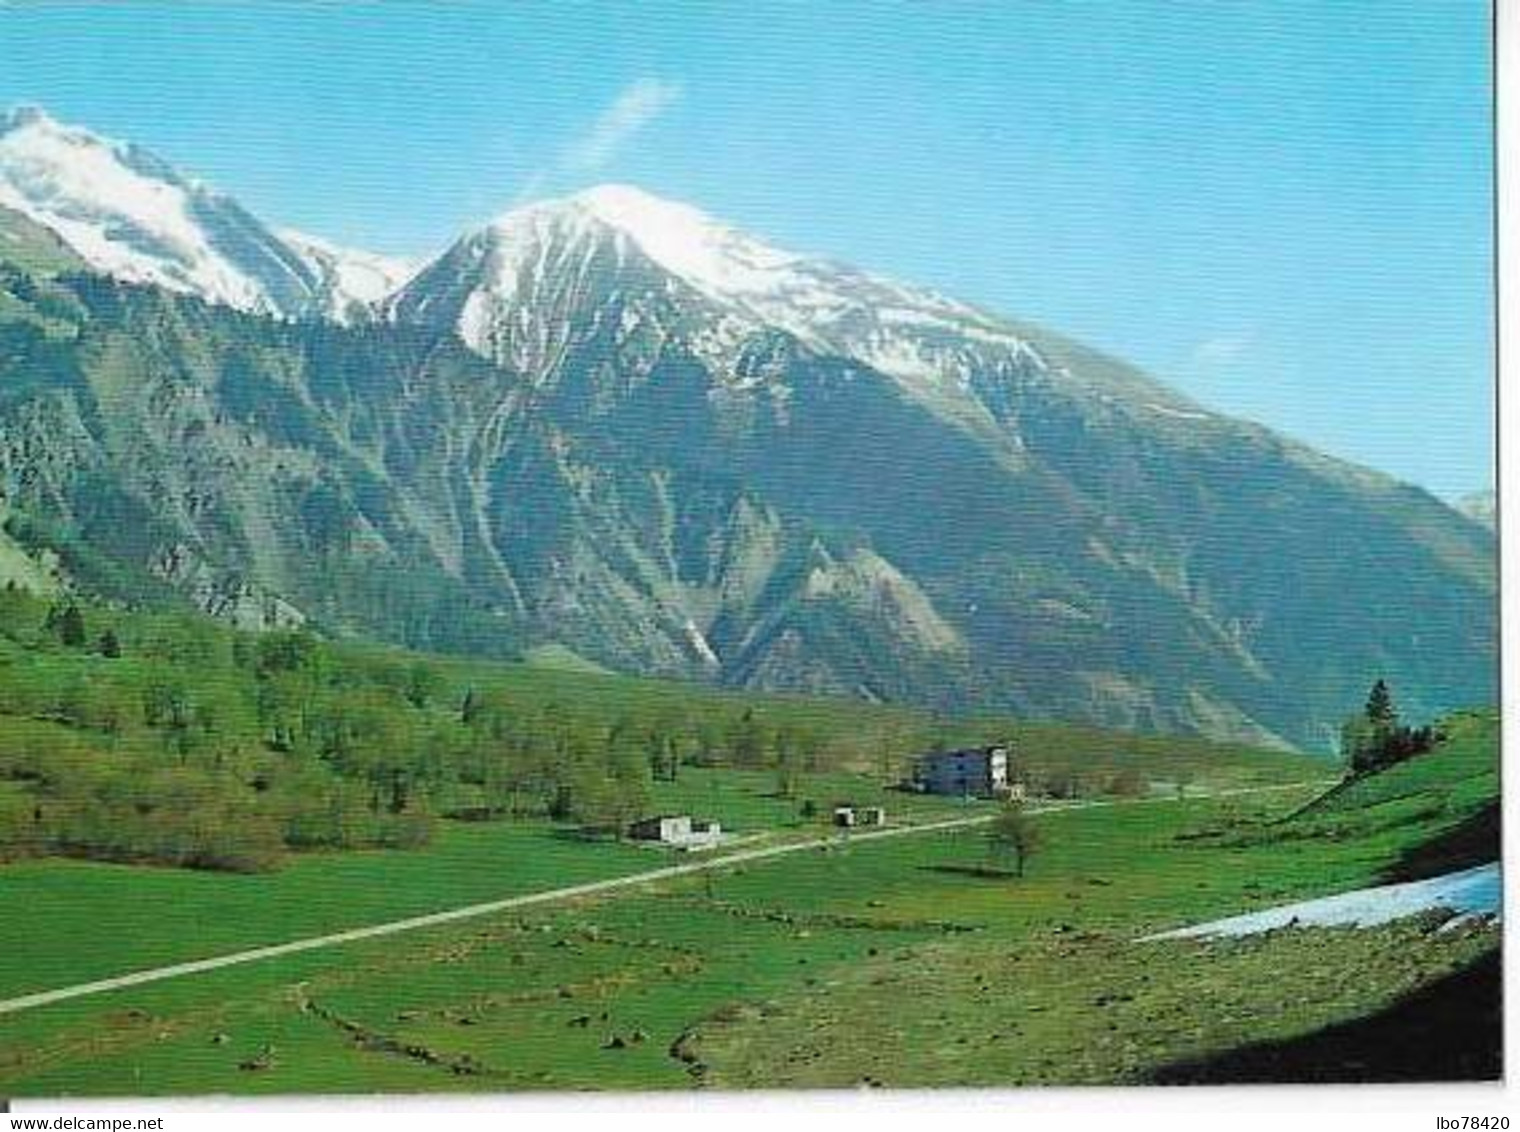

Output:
xmin=0 ymin=711 xmax=1496 ymax=1093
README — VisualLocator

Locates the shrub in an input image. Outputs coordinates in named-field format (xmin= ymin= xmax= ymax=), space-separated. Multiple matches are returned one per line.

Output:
xmin=1104 ymin=767 xmax=1148 ymax=797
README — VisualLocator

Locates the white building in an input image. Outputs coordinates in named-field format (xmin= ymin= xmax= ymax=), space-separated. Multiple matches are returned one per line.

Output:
xmin=628 ymin=814 xmax=723 ymax=848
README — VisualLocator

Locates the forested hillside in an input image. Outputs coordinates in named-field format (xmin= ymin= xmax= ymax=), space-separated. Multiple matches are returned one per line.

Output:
xmin=0 ymin=585 xmax=1316 ymax=873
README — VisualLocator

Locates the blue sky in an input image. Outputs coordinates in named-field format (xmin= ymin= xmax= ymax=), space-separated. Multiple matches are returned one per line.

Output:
xmin=0 ymin=0 xmax=1494 ymax=496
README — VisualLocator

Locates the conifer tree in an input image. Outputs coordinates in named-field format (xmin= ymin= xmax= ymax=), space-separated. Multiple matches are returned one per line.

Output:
xmin=1365 ymin=679 xmax=1398 ymax=728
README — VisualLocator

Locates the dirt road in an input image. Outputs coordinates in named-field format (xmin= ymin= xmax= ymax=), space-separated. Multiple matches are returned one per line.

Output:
xmin=0 ymin=780 xmax=1327 ymax=1018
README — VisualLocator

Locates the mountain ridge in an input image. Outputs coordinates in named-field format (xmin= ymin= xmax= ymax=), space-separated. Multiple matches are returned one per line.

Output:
xmin=0 ymin=106 xmax=400 ymax=322
xmin=0 ymin=109 xmax=1496 ymax=750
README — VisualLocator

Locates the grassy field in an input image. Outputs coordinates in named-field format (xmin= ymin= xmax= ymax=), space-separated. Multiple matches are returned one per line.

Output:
xmin=702 ymin=910 xmax=1497 ymax=1088
xmin=0 ymin=767 xmax=987 ymax=1003
xmin=644 ymin=766 xmax=989 ymax=831
xmin=0 ymin=738 xmax=1310 ymax=1003
xmin=1180 ymin=708 xmax=1501 ymax=885
xmin=0 ymin=710 xmax=1496 ymax=1094
xmin=0 ymin=822 xmax=654 ymax=1001
xmin=1295 ymin=708 xmax=1498 ymax=819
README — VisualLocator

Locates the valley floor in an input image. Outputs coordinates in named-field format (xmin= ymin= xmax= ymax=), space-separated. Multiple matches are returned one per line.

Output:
xmin=0 ymin=736 xmax=1499 ymax=1093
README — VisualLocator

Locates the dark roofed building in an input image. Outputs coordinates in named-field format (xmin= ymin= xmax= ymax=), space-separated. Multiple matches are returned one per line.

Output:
xmin=910 ymin=744 xmax=1010 ymax=798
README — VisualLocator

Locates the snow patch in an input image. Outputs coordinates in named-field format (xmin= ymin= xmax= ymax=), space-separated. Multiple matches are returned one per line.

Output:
xmin=279 ymin=229 xmax=415 ymax=319
xmin=682 ymin=618 xmax=721 ymax=668
xmin=1138 ymin=862 xmax=1501 ymax=941
xmin=1143 ymin=402 xmax=1211 ymax=422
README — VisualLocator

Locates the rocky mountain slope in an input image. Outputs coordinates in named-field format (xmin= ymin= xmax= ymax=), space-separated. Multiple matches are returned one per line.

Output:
xmin=0 ymin=114 xmax=1496 ymax=750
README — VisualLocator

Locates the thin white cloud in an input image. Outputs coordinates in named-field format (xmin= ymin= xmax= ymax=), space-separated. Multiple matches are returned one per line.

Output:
xmin=563 ymin=78 xmax=683 ymax=173
xmin=511 ymin=78 xmax=683 ymax=206
xmin=1190 ymin=332 xmax=1254 ymax=369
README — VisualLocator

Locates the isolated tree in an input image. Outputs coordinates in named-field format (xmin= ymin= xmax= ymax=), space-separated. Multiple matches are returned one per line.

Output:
xmin=692 ymin=718 xmax=723 ymax=767
xmin=49 ymin=602 xmax=86 ymax=648
xmin=0 ymin=580 xmax=36 ymax=643
xmin=403 ymin=662 xmax=441 ymax=710
xmin=645 ymin=722 xmax=681 ymax=783
xmin=459 ymin=686 xmax=482 ymax=727
xmin=143 ymin=678 xmax=190 ymax=730
xmin=230 ymin=631 xmax=257 ymax=671
xmin=730 ymin=708 xmax=766 ymax=768
xmin=1042 ymin=769 xmax=1081 ymax=800
xmin=606 ymin=723 xmax=652 ymax=832
xmin=774 ymin=727 xmax=802 ymax=797
xmin=255 ymin=630 xmax=317 ymax=677
xmin=799 ymin=729 xmax=826 ymax=773
xmin=1105 ymin=767 xmax=1148 ymax=798
xmin=987 ymin=801 xmax=1043 ymax=878
xmin=256 ymin=676 xmax=302 ymax=752
xmin=96 ymin=628 xmax=122 ymax=658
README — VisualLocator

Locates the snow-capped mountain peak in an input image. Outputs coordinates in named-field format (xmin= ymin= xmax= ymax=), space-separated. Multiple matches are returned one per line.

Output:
xmin=0 ymin=105 xmax=404 ymax=323
xmin=497 ymin=184 xmax=1005 ymax=347
xmin=564 ymin=184 xmax=810 ymax=306
xmin=0 ymin=105 xmax=320 ymax=315
xmin=278 ymin=229 xmax=416 ymax=322
xmin=0 ymin=110 xmax=1220 ymax=429
xmin=395 ymin=183 xmax=1061 ymax=428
